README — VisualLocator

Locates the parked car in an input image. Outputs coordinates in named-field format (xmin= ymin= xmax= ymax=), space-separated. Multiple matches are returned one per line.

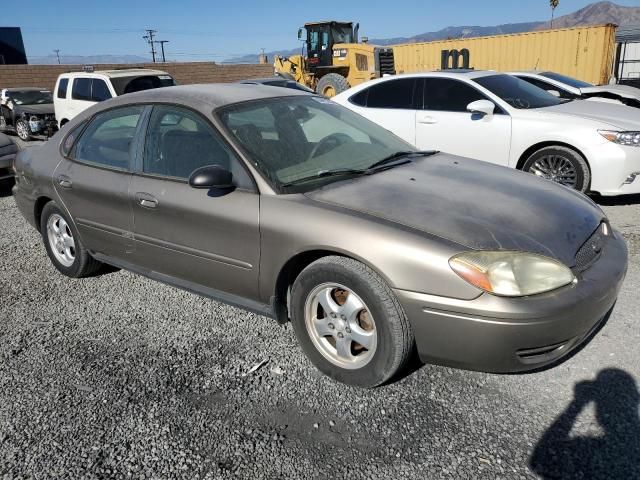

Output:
xmin=238 ymin=76 xmax=315 ymax=93
xmin=13 ymin=84 xmax=627 ymax=387
xmin=333 ymin=71 xmax=640 ymax=196
xmin=0 ymin=132 xmax=18 ymax=190
xmin=0 ymin=88 xmax=57 ymax=141
xmin=54 ymin=68 xmax=176 ymax=127
xmin=511 ymin=71 xmax=640 ymax=108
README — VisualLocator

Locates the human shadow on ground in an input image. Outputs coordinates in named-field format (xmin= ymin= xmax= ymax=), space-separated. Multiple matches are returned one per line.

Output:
xmin=529 ymin=368 xmax=640 ymax=479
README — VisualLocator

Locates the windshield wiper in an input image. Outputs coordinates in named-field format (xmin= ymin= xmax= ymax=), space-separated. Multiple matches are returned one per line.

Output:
xmin=367 ymin=150 xmax=437 ymax=170
xmin=280 ymin=168 xmax=368 ymax=187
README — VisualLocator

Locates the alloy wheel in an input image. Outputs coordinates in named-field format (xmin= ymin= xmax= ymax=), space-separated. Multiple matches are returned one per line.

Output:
xmin=304 ymin=283 xmax=377 ymax=369
xmin=528 ymin=155 xmax=577 ymax=188
xmin=46 ymin=214 xmax=76 ymax=267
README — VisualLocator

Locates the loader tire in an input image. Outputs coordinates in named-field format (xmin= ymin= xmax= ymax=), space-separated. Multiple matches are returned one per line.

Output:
xmin=316 ymin=74 xmax=349 ymax=98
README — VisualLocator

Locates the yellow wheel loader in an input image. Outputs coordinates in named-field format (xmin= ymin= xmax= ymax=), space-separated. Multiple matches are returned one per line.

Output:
xmin=274 ymin=21 xmax=395 ymax=97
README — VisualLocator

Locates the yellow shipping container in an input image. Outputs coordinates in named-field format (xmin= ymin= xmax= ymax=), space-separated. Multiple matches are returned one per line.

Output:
xmin=393 ymin=24 xmax=617 ymax=85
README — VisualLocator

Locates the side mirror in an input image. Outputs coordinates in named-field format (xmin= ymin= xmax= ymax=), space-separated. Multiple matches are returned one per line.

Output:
xmin=547 ymin=89 xmax=561 ymax=98
xmin=189 ymin=165 xmax=233 ymax=189
xmin=467 ymin=99 xmax=495 ymax=116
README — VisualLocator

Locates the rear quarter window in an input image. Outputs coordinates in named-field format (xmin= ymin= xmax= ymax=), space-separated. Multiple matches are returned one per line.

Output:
xmin=57 ymin=78 xmax=69 ymax=99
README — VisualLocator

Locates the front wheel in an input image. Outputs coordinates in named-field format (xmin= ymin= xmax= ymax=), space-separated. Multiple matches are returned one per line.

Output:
xmin=291 ymin=256 xmax=414 ymax=387
xmin=15 ymin=119 xmax=31 ymax=141
xmin=522 ymin=146 xmax=590 ymax=193
xmin=316 ymin=73 xmax=349 ymax=98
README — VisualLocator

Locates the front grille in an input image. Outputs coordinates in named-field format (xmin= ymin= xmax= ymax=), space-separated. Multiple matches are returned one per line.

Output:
xmin=574 ymin=223 xmax=608 ymax=270
xmin=376 ymin=48 xmax=395 ymax=76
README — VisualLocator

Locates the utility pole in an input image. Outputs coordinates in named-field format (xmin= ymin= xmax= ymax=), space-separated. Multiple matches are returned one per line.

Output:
xmin=550 ymin=0 xmax=559 ymax=29
xmin=53 ymin=49 xmax=61 ymax=64
xmin=155 ymin=40 xmax=169 ymax=62
xmin=143 ymin=29 xmax=157 ymax=62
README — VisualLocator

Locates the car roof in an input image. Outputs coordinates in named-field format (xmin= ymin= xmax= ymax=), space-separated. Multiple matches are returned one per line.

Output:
xmin=89 ymin=83 xmax=313 ymax=111
xmin=60 ymin=68 xmax=170 ymax=78
xmin=239 ymin=77 xmax=290 ymax=84
xmin=4 ymin=87 xmax=50 ymax=91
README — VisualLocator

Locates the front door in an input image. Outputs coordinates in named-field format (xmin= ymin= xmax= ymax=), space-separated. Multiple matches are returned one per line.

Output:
xmin=53 ymin=105 xmax=144 ymax=258
xmin=415 ymin=78 xmax=512 ymax=165
xmin=130 ymin=105 xmax=260 ymax=300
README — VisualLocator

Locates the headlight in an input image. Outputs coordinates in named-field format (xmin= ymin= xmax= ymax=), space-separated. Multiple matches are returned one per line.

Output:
xmin=599 ymin=130 xmax=640 ymax=147
xmin=333 ymin=48 xmax=348 ymax=58
xmin=449 ymin=251 xmax=575 ymax=297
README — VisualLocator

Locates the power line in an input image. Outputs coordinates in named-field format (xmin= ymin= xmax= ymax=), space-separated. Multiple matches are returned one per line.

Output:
xmin=142 ymin=29 xmax=157 ymax=63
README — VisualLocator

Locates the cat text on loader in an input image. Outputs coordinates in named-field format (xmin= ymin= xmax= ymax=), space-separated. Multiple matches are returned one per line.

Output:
xmin=274 ymin=21 xmax=395 ymax=97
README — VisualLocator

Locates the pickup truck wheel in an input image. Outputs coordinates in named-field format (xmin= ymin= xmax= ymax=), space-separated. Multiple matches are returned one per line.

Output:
xmin=522 ymin=146 xmax=590 ymax=193
xmin=291 ymin=256 xmax=414 ymax=388
xmin=40 ymin=201 xmax=102 ymax=278
xmin=15 ymin=119 xmax=31 ymax=141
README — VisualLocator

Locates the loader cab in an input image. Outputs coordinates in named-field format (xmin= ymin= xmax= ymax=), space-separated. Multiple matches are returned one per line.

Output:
xmin=300 ymin=21 xmax=358 ymax=70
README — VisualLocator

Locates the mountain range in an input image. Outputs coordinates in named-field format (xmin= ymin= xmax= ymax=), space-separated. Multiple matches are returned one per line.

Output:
xmin=225 ymin=1 xmax=640 ymax=64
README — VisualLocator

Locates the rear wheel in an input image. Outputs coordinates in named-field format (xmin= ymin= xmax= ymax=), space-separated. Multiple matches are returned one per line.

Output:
xmin=40 ymin=202 xmax=102 ymax=277
xmin=522 ymin=146 xmax=590 ymax=193
xmin=316 ymin=73 xmax=349 ymax=98
xmin=15 ymin=119 xmax=31 ymax=141
xmin=291 ymin=256 xmax=414 ymax=387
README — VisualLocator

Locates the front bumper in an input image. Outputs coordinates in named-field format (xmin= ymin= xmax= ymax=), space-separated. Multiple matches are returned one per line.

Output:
xmin=395 ymin=230 xmax=628 ymax=373
xmin=589 ymin=142 xmax=640 ymax=196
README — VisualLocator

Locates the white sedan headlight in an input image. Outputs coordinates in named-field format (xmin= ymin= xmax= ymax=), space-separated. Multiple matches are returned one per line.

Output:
xmin=599 ymin=130 xmax=640 ymax=147
xmin=449 ymin=251 xmax=575 ymax=297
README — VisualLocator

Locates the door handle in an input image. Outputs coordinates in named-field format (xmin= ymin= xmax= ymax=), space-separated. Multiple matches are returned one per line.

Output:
xmin=136 ymin=193 xmax=158 ymax=209
xmin=417 ymin=115 xmax=438 ymax=124
xmin=139 ymin=198 xmax=158 ymax=208
xmin=57 ymin=176 xmax=72 ymax=188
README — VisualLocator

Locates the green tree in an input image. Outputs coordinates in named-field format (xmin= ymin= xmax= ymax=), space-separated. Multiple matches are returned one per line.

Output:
xmin=550 ymin=0 xmax=560 ymax=29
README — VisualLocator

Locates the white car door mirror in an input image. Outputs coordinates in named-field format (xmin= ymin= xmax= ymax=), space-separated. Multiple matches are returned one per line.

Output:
xmin=547 ymin=89 xmax=561 ymax=98
xmin=467 ymin=100 xmax=495 ymax=116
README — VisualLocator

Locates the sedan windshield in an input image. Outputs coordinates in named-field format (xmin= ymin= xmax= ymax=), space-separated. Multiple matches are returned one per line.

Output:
xmin=10 ymin=90 xmax=53 ymax=105
xmin=541 ymin=72 xmax=593 ymax=88
xmin=218 ymin=96 xmax=414 ymax=190
xmin=473 ymin=74 xmax=563 ymax=109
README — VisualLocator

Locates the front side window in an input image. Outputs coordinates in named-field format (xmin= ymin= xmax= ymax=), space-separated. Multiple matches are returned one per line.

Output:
xmin=143 ymin=105 xmax=252 ymax=188
xmin=423 ymin=78 xmax=488 ymax=112
xmin=473 ymin=74 xmax=563 ymax=109
xmin=72 ymin=78 xmax=92 ymax=101
xmin=91 ymin=79 xmax=112 ymax=102
xmin=352 ymin=78 xmax=417 ymax=109
xmin=218 ymin=96 xmax=412 ymax=189
xmin=73 ymin=106 xmax=143 ymax=169
xmin=57 ymin=79 xmax=69 ymax=99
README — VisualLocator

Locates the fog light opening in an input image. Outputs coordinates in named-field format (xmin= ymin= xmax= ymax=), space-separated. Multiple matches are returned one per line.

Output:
xmin=624 ymin=172 xmax=640 ymax=185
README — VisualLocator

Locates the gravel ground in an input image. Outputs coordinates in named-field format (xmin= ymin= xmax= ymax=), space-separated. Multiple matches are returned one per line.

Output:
xmin=1 ymin=138 xmax=639 ymax=479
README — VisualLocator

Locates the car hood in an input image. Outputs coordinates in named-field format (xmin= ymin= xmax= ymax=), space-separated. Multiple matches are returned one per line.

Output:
xmin=580 ymin=84 xmax=640 ymax=100
xmin=541 ymin=100 xmax=640 ymax=130
xmin=13 ymin=104 xmax=54 ymax=115
xmin=306 ymin=155 xmax=605 ymax=267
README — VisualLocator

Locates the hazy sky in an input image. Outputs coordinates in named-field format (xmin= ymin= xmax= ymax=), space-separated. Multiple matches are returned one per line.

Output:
xmin=11 ymin=0 xmax=639 ymax=61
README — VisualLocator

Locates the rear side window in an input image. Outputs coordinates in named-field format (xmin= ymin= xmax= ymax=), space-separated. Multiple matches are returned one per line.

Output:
xmin=71 ymin=78 xmax=92 ymax=101
xmin=57 ymin=78 xmax=69 ymax=99
xmin=364 ymin=78 xmax=417 ymax=109
xmin=91 ymin=79 xmax=112 ymax=101
xmin=423 ymin=78 xmax=488 ymax=112
xmin=73 ymin=106 xmax=143 ymax=170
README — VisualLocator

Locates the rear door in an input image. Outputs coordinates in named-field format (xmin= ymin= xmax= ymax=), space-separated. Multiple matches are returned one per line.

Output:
xmin=129 ymin=104 xmax=261 ymax=300
xmin=346 ymin=78 xmax=418 ymax=145
xmin=53 ymin=105 xmax=145 ymax=258
xmin=415 ymin=77 xmax=512 ymax=165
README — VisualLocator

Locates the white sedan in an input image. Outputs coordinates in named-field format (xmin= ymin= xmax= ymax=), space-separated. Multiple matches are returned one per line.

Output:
xmin=333 ymin=71 xmax=640 ymax=196
xmin=510 ymin=71 xmax=640 ymax=109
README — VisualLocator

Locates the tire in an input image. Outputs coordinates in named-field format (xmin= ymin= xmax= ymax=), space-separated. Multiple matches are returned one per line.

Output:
xmin=290 ymin=256 xmax=414 ymax=388
xmin=522 ymin=146 xmax=590 ymax=193
xmin=15 ymin=119 xmax=31 ymax=141
xmin=316 ymin=73 xmax=349 ymax=98
xmin=40 ymin=201 xmax=102 ymax=278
